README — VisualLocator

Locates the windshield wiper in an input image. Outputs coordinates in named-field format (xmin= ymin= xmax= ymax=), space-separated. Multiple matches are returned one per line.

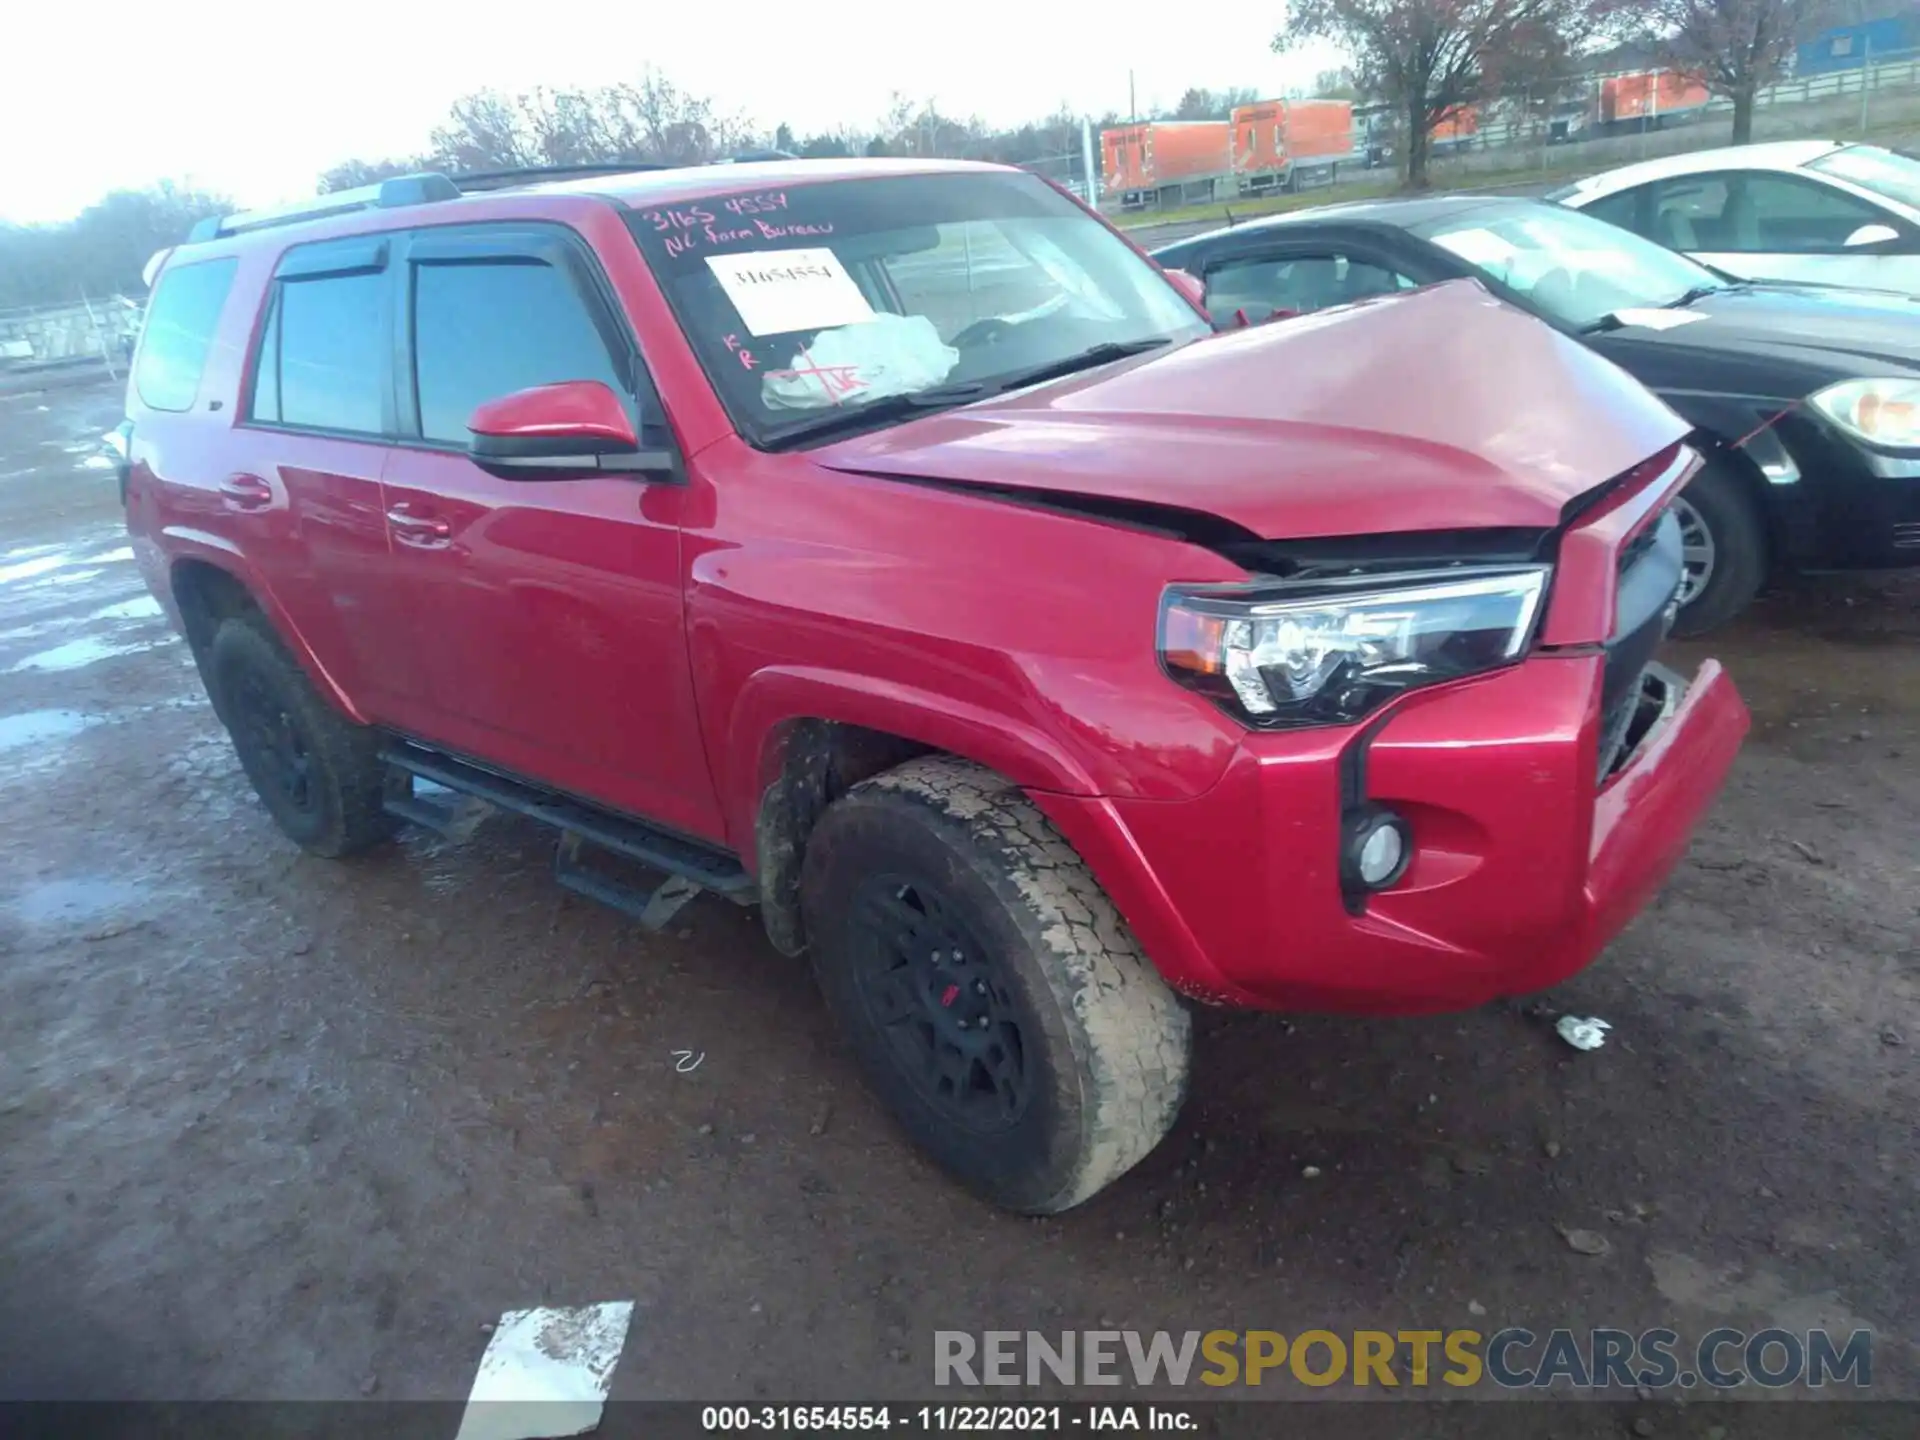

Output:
xmin=1665 ymin=283 xmax=1722 ymax=309
xmin=758 ymin=382 xmax=992 ymax=450
xmin=1579 ymin=281 xmax=1726 ymax=334
xmin=978 ymin=337 xmax=1173 ymax=395
xmin=756 ymin=338 xmax=1175 ymax=451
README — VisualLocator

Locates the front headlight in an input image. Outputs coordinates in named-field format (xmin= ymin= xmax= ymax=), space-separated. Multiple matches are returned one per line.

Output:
xmin=1809 ymin=378 xmax=1920 ymax=449
xmin=1160 ymin=566 xmax=1550 ymax=728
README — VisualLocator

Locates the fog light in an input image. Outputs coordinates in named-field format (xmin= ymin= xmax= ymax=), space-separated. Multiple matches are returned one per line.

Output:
xmin=1357 ymin=823 xmax=1403 ymax=884
xmin=1340 ymin=804 xmax=1413 ymax=901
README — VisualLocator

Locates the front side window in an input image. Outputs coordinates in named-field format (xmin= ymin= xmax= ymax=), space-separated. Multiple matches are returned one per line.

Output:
xmin=135 ymin=258 xmax=238 ymax=412
xmin=1732 ymin=173 xmax=1889 ymax=252
xmin=250 ymin=271 xmax=387 ymax=434
xmin=1417 ymin=202 xmax=1722 ymax=331
xmin=626 ymin=171 xmax=1209 ymax=447
xmin=411 ymin=258 xmax=626 ymax=445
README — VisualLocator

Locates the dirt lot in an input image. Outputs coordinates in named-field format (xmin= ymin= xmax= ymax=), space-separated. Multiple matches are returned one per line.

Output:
xmin=1 ymin=379 xmax=1915 ymax=1425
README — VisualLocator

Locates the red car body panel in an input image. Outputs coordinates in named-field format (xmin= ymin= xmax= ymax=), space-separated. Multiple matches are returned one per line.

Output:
xmin=123 ymin=159 xmax=1749 ymax=1017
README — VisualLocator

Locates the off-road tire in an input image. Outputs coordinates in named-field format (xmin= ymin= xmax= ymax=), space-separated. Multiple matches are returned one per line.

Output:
xmin=800 ymin=755 xmax=1191 ymax=1213
xmin=1671 ymin=458 xmax=1767 ymax=638
xmin=208 ymin=614 xmax=396 ymax=858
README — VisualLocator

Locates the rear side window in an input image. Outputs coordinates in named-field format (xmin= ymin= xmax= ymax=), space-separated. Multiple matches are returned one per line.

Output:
xmin=1579 ymin=187 xmax=1645 ymax=235
xmin=411 ymin=259 xmax=625 ymax=444
xmin=249 ymin=271 xmax=388 ymax=434
xmin=135 ymin=258 xmax=238 ymax=412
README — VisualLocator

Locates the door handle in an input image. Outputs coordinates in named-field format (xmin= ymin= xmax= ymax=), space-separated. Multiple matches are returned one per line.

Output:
xmin=386 ymin=503 xmax=452 ymax=547
xmin=218 ymin=473 xmax=273 ymax=510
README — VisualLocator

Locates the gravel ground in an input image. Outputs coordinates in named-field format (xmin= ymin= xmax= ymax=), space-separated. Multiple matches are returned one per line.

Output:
xmin=1 ymin=380 xmax=1914 ymax=1427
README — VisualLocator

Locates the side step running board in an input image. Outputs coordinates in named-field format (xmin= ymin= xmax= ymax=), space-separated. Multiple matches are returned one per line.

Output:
xmin=380 ymin=742 xmax=756 ymax=929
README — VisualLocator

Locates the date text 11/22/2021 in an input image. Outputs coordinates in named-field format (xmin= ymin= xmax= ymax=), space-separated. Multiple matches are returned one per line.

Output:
xmin=700 ymin=1406 xmax=1198 ymax=1432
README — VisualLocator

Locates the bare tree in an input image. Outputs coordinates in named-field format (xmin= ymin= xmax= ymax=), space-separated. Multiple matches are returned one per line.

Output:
xmin=417 ymin=71 xmax=753 ymax=175
xmin=430 ymin=89 xmax=539 ymax=171
xmin=318 ymin=157 xmax=431 ymax=194
xmin=1612 ymin=0 xmax=1834 ymax=144
xmin=1168 ymin=86 xmax=1263 ymax=120
xmin=1312 ymin=66 xmax=1361 ymax=97
xmin=0 ymin=182 xmax=230 ymax=307
xmin=1274 ymin=0 xmax=1603 ymax=187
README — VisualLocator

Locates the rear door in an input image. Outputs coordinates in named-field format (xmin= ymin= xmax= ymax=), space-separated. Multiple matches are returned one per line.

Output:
xmin=376 ymin=222 xmax=724 ymax=841
xmin=231 ymin=235 xmax=412 ymax=711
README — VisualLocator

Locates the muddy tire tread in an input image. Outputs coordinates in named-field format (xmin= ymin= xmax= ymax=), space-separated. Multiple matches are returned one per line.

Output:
xmin=839 ymin=755 xmax=1190 ymax=1213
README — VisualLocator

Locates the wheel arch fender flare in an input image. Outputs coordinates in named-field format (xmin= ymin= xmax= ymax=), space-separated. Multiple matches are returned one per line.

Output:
xmin=723 ymin=667 xmax=1102 ymax=956
xmin=163 ymin=533 xmax=368 ymax=725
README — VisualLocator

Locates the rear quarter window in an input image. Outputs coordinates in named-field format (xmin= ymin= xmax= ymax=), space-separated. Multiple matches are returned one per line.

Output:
xmin=134 ymin=258 xmax=239 ymax=412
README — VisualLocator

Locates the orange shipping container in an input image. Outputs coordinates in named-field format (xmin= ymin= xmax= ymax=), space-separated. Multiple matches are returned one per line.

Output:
xmin=1431 ymin=105 xmax=1478 ymax=143
xmin=1601 ymin=71 xmax=1710 ymax=123
xmin=1231 ymin=99 xmax=1354 ymax=176
xmin=1101 ymin=121 xmax=1232 ymax=195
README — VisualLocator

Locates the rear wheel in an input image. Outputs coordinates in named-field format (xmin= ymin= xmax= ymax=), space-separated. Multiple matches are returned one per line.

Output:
xmin=208 ymin=614 xmax=396 ymax=857
xmin=1669 ymin=459 xmax=1767 ymax=637
xmin=801 ymin=756 xmax=1191 ymax=1213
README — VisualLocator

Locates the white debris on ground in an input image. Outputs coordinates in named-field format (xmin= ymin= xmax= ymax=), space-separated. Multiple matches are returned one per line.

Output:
xmin=454 ymin=1301 xmax=635 ymax=1440
xmin=1556 ymin=1015 xmax=1613 ymax=1051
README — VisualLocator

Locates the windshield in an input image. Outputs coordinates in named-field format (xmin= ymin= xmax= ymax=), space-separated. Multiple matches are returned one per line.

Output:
xmin=1807 ymin=144 xmax=1920 ymax=212
xmin=1414 ymin=202 xmax=1723 ymax=329
xmin=625 ymin=171 xmax=1208 ymax=447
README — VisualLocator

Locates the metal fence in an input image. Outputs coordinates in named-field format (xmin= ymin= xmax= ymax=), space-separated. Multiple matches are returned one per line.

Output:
xmin=1422 ymin=47 xmax=1920 ymax=186
xmin=1099 ymin=47 xmax=1920 ymax=215
xmin=0 ymin=295 xmax=142 ymax=381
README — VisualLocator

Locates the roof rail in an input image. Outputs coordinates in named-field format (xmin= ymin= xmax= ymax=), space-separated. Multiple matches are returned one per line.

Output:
xmin=448 ymin=162 xmax=670 ymax=192
xmin=448 ymin=153 xmax=807 ymax=191
xmin=186 ymin=173 xmax=462 ymax=242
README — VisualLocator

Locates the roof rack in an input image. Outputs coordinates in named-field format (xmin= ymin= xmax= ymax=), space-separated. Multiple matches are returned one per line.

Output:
xmin=187 ymin=173 xmax=462 ymax=241
xmin=447 ymin=162 xmax=671 ymax=192
xmin=183 ymin=154 xmax=816 ymax=243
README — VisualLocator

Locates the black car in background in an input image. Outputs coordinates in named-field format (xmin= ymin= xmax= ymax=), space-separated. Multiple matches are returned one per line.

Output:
xmin=1155 ymin=197 xmax=1920 ymax=633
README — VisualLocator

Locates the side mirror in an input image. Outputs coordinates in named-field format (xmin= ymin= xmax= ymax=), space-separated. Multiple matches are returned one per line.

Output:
xmin=1161 ymin=267 xmax=1209 ymax=312
xmin=1844 ymin=222 xmax=1901 ymax=248
xmin=467 ymin=381 xmax=674 ymax=479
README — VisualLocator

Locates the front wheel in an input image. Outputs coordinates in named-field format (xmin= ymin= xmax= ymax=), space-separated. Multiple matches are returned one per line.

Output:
xmin=1669 ymin=459 xmax=1768 ymax=637
xmin=801 ymin=756 xmax=1191 ymax=1213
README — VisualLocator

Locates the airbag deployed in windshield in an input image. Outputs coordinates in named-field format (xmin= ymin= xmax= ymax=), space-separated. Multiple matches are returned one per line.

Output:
xmin=763 ymin=314 xmax=961 ymax=410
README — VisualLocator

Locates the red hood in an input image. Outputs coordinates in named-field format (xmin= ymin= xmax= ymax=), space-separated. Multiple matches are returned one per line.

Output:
xmin=811 ymin=280 xmax=1687 ymax=539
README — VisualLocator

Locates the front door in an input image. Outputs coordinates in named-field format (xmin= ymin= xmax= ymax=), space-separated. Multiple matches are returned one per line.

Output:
xmin=1659 ymin=171 xmax=1920 ymax=291
xmin=376 ymin=222 xmax=724 ymax=843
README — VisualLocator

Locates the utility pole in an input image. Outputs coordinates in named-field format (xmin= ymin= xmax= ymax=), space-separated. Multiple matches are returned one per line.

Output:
xmin=1861 ymin=35 xmax=1872 ymax=134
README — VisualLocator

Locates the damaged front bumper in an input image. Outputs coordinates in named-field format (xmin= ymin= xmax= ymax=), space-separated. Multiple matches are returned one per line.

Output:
xmin=1035 ymin=650 xmax=1747 ymax=1015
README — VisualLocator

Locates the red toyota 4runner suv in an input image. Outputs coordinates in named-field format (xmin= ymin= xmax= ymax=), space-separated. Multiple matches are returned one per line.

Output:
xmin=123 ymin=159 xmax=1748 ymax=1213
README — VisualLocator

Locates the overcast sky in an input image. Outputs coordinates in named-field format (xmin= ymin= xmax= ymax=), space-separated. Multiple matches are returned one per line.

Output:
xmin=4 ymin=1 xmax=1341 ymax=224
